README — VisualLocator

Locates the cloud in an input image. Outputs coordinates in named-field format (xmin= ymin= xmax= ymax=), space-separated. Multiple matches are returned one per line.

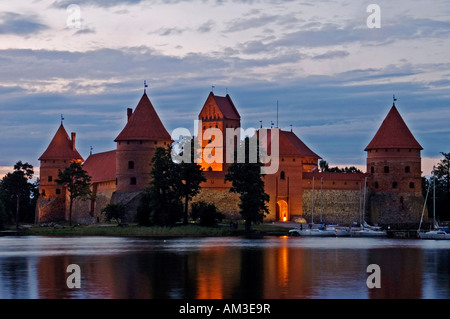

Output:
xmin=0 ymin=12 xmax=48 ymax=35
xmin=312 ymin=50 xmax=350 ymax=60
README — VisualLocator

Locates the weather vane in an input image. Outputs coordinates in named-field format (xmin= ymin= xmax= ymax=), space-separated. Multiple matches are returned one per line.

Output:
xmin=144 ymin=80 xmax=148 ymax=94
xmin=393 ymin=94 xmax=398 ymax=106
xmin=211 ymin=85 xmax=215 ymax=93
xmin=61 ymin=114 xmax=64 ymax=125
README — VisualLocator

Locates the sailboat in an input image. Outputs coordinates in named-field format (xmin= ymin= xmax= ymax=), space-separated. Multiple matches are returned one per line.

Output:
xmin=289 ymin=175 xmax=336 ymax=237
xmin=418 ymin=176 xmax=450 ymax=240
xmin=350 ymin=177 xmax=387 ymax=238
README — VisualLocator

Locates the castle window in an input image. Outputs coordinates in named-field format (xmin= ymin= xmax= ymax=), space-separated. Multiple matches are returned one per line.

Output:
xmin=48 ymin=176 xmax=53 ymax=182
xmin=385 ymin=149 xmax=388 ymax=152
xmin=405 ymin=166 xmax=411 ymax=173
xmin=41 ymin=190 xmax=46 ymax=197
xmin=392 ymin=182 xmax=398 ymax=189
xmin=56 ymin=189 xmax=61 ymax=195
xmin=280 ymin=171 xmax=286 ymax=180
xmin=384 ymin=166 xmax=390 ymax=173
xmin=375 ymin=182 xmax=379 ymax=189
xmin=410 ymin=182 xmax=415 ymax=189
xmin=371 ymin=166 xmax=374 ymax=174
xmin=130 ymin=177 xmax=137 ymax=185
xmin=128 ymin=161 xmax=135 ymax=169
xmin=115 ymin=178 xmax=118 ymax=186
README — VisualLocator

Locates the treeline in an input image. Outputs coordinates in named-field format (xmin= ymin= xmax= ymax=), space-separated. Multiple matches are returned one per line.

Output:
xmin=319 ymin=160 xmax=363 ymax=173
xmin=422 ymin=152 xmax=450 ymax=222
xmin=0 ymin=161 xmax=39 ymax=230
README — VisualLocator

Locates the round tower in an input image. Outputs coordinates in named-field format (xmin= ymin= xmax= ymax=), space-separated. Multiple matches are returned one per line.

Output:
xmin=365 ymin=102 xmax=424 ymax=225
xmin=114 ymin=92 xmax=172 ymax=193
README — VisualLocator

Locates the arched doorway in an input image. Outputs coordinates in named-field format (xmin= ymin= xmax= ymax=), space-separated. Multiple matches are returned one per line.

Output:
xmin=277 ymin=200 xmax=289 ymax=222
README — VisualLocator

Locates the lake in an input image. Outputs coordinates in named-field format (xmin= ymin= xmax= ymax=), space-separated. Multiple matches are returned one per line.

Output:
xmin=0 ymin=236 xmax=449 ymax=299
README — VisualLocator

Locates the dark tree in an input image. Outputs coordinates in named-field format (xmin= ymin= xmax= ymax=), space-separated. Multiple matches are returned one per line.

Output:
xmin=430 ymin=152 xmax=450 ymax=221
xmin=138 ymin=146 xmax=183 ymax=226
xmin=55 ymin=162 xmax=92 ymax=226
xmin=102 ymin=203 xmax=127 ymax=226
xmin=0 ymin=161 xmax=34 ymax=229
xmin=180 ymin=162 xmax=206 ymax=225
xmin=191 ymin=201 xmax=224 ymax=227
xmin=225 ymin=138 xmax=269 ymax=232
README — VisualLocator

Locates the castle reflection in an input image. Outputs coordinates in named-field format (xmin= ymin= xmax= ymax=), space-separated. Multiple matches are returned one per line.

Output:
xmin=0 ymin=237 xmax=448 ymax=299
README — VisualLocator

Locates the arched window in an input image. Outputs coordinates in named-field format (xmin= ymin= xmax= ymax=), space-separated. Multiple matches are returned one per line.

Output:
xmin=371 ymin=166 xmax=374 ymax=174
xmin=128 ymin=161 xmax=135 ymax=169
xmin=375 ymin=182 xmax=379 ymax=189
xmin=130 ymin=177 xmax=137 ymax=185
xmin=405 ymin=166 xmax=411 ymax=173
xmin=280 ymin=171 xmax=286 ymax=180
xmin=392 ymin=182 xmax=398 ymax=189
xmin=410 ymin=182 xmax=415 ymax=189
xmin=384 ymin=166 xmax=390 ymax=173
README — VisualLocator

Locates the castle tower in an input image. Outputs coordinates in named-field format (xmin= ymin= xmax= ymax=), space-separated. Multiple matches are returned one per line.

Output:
xmin=114 ymin=92 xmax=172 ymax=194
xmin=263 ymin=129 xmax=321 ymax=222
xmin=198 ymin=92 xmax=241 ymax=173
xmin=37 ymin=124 xmax=83 ymax=222
xmin=365 ymin=103 xmax=424 ymax=225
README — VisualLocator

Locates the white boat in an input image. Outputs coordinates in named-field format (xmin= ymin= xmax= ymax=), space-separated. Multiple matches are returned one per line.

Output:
xmin=418 ymin=227 xmax=450 ymax=240
xmin=350 ymin=177 xmax=387 ymax=238
xmin=289 ymin=226 xmax=336 ymax=237
xmin=350 ymin=225 xmax=387 ymax=237
xmin=417 ymin=176 xmax=450 ymax=240
xmin=334 ymin=227 xmax=351 ymax=237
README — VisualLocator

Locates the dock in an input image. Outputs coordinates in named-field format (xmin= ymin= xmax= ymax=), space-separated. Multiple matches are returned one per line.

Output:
xmin=0 ymin=230 xmax=24 ymax=236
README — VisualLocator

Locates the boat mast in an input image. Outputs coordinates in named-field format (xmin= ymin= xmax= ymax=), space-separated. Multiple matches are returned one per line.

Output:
xmin=311 ymin=176 xmax=315 ymax=225
xmin=362 ymin=176 xmax=367 ymax=227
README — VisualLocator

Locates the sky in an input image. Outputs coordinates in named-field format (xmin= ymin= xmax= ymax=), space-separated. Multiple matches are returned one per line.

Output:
xmin=0 ymin=0 xmax=449 ymax=178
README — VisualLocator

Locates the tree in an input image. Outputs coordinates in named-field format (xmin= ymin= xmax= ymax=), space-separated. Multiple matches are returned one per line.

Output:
xmin=180 ymin=162 xmax=206 ymax=225
xmin=55 ymin=162 xmax=92 ymax=226
xmin=0 ymin=161 xmax=34 ymax=229
xmin=102 ymin=203 xmax=127 ymax=226
xmin=191 ymin=201 xmax=224 ymax=227
xmin=431 ymin=152 xmax=450 ymax=221
xmin=138 ymin=146 xmax=183 ymax=226
xmin=225 ymin=138 xmax=270 ymax=232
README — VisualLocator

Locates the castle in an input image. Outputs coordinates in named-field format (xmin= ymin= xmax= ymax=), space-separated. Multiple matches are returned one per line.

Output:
xmin=36 ymin=90 xmax=426 ymax=227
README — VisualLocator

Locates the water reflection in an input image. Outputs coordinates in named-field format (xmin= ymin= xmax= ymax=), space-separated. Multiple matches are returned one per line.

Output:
xmin=0 ymin=236 xmax=449 ymax=299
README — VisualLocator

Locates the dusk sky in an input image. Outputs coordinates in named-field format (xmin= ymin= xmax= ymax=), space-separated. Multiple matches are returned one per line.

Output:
xmin=0 ymin=0 xmax=449 ymax=178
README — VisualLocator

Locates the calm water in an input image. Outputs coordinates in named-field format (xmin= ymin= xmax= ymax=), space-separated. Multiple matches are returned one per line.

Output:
xmin=0 ymin=236 xmax=449 ymax=299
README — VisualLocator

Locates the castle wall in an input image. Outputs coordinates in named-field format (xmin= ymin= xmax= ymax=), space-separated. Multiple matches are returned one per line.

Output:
xmin=302 ymin=189 xmax=362 ymax=225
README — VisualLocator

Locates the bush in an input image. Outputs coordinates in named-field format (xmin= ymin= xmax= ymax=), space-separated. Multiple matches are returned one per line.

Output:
xmin=191 ymin=202 xmax=224 ymax=227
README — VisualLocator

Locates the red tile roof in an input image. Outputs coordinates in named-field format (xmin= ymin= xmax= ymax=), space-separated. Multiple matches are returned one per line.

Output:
xmin=365 ymin=106 xmax=423 ymax=151
xmin=202 ymin=92 xmax=240 ymax=120
xmin=115 ymin=93 xmax=171 ymax=142
xmin=39 ymin=124 xmax=84 ymax=161
xmin=258 ymin=129 xmax=321 ymax=159
xmin=83 ymin=150 xmax=116 ymax=183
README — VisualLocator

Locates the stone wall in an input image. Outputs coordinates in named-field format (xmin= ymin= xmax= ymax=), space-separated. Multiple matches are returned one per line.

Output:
xmin=36 ymin=196 xmax=66 ymax=223
xmin=368 ymin=192 xmax=426 ymax=227
xmin=302 ymin=189 xmax=362 ymax=225
xmin=192 ymin=188 xmax=241 ymax=220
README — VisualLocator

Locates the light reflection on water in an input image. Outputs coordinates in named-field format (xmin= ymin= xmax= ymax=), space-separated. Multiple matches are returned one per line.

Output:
xmin=0 ymin=236 xmax=449 ymax=299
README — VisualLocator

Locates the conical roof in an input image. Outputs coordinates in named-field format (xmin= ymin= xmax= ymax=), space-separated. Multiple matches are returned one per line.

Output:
xmin=115 ymin=93 xmax=171 ymax=142
xmin=365 ymin=105 xmax=423 ymax=151
xmin=39 ymin=124 xmax=84 ymax=161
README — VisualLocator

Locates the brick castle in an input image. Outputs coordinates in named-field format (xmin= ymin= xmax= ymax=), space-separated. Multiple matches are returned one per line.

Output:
xmin=36 ymin=90 xmax=426 ymax=227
